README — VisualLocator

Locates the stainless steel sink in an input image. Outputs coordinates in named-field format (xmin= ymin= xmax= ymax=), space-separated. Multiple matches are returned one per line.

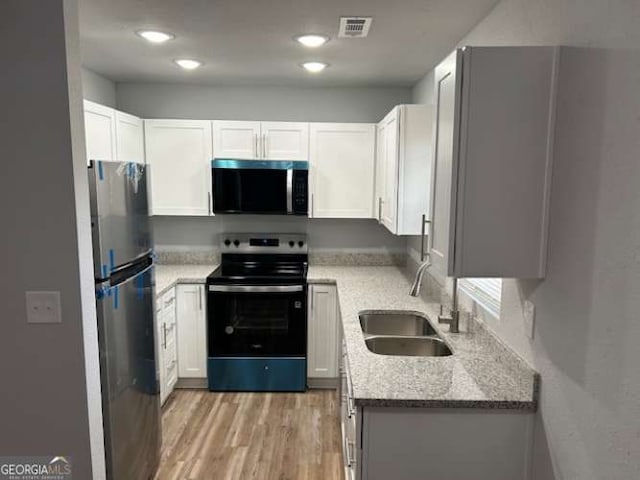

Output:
xmin=364 ymin=335 xmax=453 ymax=357
xmin=359 ymin=312 xmax=437 ymax=337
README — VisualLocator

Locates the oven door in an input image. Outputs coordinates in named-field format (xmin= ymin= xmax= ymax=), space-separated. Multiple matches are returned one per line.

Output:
xmin=208 ymin=284 xmax=307 ymax=356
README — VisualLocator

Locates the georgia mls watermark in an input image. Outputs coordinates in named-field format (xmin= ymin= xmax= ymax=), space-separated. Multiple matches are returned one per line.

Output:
xmin=0 ymin=456 xmax=72 ymax=480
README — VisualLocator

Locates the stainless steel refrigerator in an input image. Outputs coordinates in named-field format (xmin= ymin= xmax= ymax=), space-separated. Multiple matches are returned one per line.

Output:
xmin=89 ymin=160 xmax=160 ymax=480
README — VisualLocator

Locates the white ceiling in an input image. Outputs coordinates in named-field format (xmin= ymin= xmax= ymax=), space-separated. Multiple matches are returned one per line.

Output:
xmin=79 ymin=0 xmax=499 ymax=87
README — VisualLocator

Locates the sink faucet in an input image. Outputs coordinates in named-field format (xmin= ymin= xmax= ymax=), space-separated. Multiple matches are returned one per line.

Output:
xmin=438 ymin=277 xmax=460 ymax=333
xmin=409 ymin=256 xmax=431 ymax=297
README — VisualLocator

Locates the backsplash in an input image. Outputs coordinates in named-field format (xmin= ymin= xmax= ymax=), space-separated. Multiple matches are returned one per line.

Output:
xmin=152 ymin=215 xmax=407 ymax=266
xmin=157 ymin=249 xmax=406 ymax=267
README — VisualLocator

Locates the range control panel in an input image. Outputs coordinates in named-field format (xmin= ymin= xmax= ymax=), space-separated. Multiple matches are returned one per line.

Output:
xmin=221 ymin=234 xmax=308 ymax=254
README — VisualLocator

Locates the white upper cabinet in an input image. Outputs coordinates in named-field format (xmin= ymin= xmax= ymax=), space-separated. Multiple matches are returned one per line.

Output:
xmin=115 ymin=110 xmax=144 ymax=163
xmin=212 ymin=120 xmax=261 ymax=159
xmin=144 ymin=119 xmax=213 ymax=216
xmin=309 ymin=123 xmax=375 ymax=218
xmin=212 ymin=120 xmax=309 ymax=160
xmin=84 ymin=100 xmax=116 ymax=163
xmin=376 ymin=105 xmax=433 ymax=236
xmin=261 ymin=122 xmax=309 ymax=160
xmin=430 ymin=47 xmax=558 ymax=279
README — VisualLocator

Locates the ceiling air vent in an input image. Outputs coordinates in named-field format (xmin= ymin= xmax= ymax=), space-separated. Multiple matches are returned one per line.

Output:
xmin=338 ymin=17 xmax=372 ymax=38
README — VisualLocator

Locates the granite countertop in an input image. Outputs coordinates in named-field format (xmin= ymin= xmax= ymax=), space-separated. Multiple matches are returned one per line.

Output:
xmin=154 ymin=264 xmax=218 ymax=296
xmin=154 ymin=262 xmax=538 ymax=410
xmin=308 ymin=266 xmax=539 ymax=410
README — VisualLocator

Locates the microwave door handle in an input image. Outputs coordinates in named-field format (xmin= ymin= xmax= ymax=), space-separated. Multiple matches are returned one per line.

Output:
xmin=286 ymin=169 xmax=293 ymax=214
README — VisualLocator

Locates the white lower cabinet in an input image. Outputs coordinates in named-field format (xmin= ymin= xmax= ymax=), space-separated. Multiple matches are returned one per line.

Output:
xmin=340 ymin=340 xmax=362 ymax=480
xmin=176 ymin=284 xmax=207 ymax=379
xmin=339 ymin=324 xmax=533 ymax=480
xmin=307 ymin=284 xmax=339 ymax=382
xmin=340 ymin=339 xmax=534 ymax=480
xmin=156 ymin=288 xmax=178 ymax=405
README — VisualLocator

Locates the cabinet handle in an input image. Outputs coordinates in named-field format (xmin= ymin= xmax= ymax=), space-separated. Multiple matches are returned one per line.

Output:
xmin=378 ymin=197 xmax=383 ymax=223
xmin=346 ymin=439 xmax=356 ymax=467
xmin=262 ymin=133 xmax=267 ymax=158
xmin=254 ymin=133 xmax=259 ymax=158
xmin=162 ymin=323 xmax=167 ymax=349
xmin=310 ymin=193 xmax=314 ymax=218
xmin=420 ymin=214 xmax=431 ymax=261
xmin=310 ymin=287 xmax=314 ymax=311
xmin=208 ymin=192 xmax=212 ymax=215
xmin=198 ymin=287 xmax=203 ymax=311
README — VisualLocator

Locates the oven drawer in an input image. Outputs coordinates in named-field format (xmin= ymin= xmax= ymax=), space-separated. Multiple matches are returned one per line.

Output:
xmin=208 ymin=357 xmax=306 ymax=392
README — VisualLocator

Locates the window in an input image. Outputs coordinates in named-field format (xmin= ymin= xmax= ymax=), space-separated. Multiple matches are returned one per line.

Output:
xmin=459 ymin=278 xmax=502 ymax=318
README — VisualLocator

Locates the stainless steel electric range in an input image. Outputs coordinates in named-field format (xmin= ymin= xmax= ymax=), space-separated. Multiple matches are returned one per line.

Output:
xmin=206 ymin=234 xmax=308 ymax=392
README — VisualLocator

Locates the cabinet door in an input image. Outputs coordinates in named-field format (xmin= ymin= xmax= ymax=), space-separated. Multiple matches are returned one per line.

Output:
xmin=374 ymin=122 xmax=386 ymax=223
xmin=157 ymin=289 xmax=177 ymax=405
xmin=164 ymin=293 xmax=178 ymax=394
xmin=155 ymin=297 xmax=167 ymax=404
xmin=261 ymin=122 xmax=309 ymax=160
xmin=176 ymin=285 xmax=207 ymax=379
xmin=380 ymin=110 xmax=399 ymax=233
xmin=307 ymin=285 xmax=339 ymax=378
xmin=145 ymin=120 xmax=212 ymax=216
xmin=309 ymin=123 xmax=375 ymax=218
xmin=212 ymin=120 xmax=260 ymax=159
xmin=115 ymin=110 xmax=144 ymax=163
xmin=83 ymin=100 xmax=116 ymax=164
xmin=430 ymin=51 xmax=461 ymax=276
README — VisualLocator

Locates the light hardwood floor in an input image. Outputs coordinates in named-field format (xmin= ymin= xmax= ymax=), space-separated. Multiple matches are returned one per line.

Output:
xmin=154 ymin=389 xmax=344 ymax=480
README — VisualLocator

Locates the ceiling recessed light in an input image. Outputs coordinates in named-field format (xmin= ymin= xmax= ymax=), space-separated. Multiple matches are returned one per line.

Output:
xmin=174 ymin=59 xmax=203 ymax=70
xmin=301 ymin=61 xmax=329 ymax=73
xmin=136 ymin=30 xmax=174 ymax=44
xmin=294 ymin=34 xmax=329 ymax=48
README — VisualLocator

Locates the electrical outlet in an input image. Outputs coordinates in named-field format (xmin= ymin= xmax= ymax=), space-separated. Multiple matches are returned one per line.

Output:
xmin=25 ymin=291 xmax=62 ymax=324
xmin=523 ymin=300 xmax=535 ymax=339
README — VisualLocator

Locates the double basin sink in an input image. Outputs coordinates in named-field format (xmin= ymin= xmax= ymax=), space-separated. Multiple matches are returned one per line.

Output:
xmin=359 ymin=312 xmax=452 ymax=357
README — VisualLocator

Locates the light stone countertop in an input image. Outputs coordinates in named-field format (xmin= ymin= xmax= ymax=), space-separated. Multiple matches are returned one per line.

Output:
xmin=154 ymin=264 xmax=218 ymax=297
xmin=308 ymin=266 xmax=539 ymax=410
xmin=153 ymin=263 xmax=538 ymax=410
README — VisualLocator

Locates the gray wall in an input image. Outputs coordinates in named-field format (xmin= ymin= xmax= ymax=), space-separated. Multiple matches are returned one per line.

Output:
xmin=412 ymin=1 xmax=640 ymax=479
xmin=117 ymin=82 xmax=411 ymax=253
xmin=82 ymin=67 xmax=116 ymax=107
xmin=0 ymin=0 xmax=104 ymax=477
xmin=116 ymin=83 xmax=411 ymax=122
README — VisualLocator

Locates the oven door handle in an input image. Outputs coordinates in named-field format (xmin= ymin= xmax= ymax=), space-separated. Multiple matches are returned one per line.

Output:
xmin=208 ymin=285 xmax=304 ymax=293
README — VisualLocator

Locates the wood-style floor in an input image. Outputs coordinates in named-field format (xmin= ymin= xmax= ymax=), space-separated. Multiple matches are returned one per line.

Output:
xmin=154 ymin=389 xmax=344 ymax=480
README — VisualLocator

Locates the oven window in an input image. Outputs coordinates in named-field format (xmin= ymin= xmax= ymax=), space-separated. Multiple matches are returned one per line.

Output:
xmin=229 ymin=297 xmax=290 ymax=335
xmin=208 ymin=290 xmax=306 ymax=356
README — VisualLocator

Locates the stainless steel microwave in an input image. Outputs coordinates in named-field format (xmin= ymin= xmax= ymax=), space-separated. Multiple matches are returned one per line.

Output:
xmin=211 ymin=159 xmax=308 ymax=215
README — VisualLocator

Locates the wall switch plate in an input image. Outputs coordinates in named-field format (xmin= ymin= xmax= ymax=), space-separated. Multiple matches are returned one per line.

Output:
xmin=523 ymin=300 xmax=535 ymax=339
xmin=25 ymin=291 xmax=62 ymax=324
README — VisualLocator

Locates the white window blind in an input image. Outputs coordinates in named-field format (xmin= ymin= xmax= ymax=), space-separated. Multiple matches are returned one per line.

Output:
xmin=459 ymin=278 xmax=502 ymax=318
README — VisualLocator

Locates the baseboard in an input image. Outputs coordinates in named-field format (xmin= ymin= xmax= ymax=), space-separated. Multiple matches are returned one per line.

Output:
xmin=307 ymin=377 xmax=339 ymax=389
xmin=176 ymin=377 xmax=208 ymax=389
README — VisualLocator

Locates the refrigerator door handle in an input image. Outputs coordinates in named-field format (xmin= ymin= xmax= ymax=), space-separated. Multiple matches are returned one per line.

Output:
xmin=111 ymin=262 xmax=154 ymax=288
